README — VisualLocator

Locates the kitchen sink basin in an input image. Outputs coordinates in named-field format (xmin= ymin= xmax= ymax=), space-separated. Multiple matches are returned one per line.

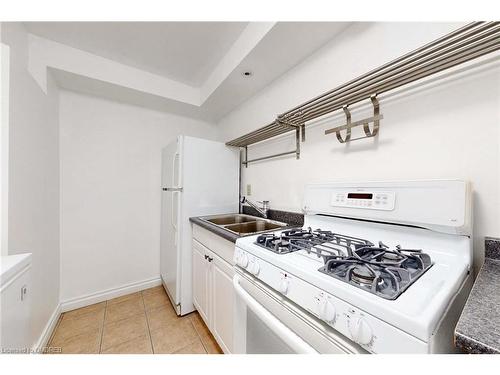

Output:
xmin=224 ymin=221 xmax=284 ymax=235
xmin=205 ymin=214 xmax=256 ymax=225
xmin=200 ymin=214 xmax=288 ymax=236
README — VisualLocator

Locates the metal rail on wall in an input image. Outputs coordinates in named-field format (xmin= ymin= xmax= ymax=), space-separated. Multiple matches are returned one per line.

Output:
xmin=227 ymin=22 xmax=500 ymax=165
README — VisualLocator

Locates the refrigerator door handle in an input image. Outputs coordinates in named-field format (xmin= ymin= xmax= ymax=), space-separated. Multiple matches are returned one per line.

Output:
xmin=172 ymin=152 xmax=179 ymax=187
xmin=171 ymin=191 xmax=179 ymax=233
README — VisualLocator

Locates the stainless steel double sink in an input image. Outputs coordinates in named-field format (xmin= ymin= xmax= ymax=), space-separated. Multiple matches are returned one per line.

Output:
xmin=200 ymin=214 xmax=288 ymax=236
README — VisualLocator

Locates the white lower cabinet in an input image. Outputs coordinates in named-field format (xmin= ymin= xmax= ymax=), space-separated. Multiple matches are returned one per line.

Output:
xmin=211 ymin=253 xmax=234 ymax=353
xmin=1 ymin=254 xmax=32 ymax=352
xmin=192 ymin=240 xmax=210 ymax=324
xmin=192 ymin=230 xmax=234 ymax=353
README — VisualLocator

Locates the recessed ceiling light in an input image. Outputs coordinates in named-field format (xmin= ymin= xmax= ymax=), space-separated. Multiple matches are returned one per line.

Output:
xmin=242 ymin=71 xmax=253 ymax=77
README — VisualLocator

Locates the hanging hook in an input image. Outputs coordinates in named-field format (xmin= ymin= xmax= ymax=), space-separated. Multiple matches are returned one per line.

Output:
xmin=362 ymin=95 xmax=380 ymax=138
xmin=336 ymin=105 xmax=352 ymax=143
xmin=325 ymin=94 xmax=383 ymax=143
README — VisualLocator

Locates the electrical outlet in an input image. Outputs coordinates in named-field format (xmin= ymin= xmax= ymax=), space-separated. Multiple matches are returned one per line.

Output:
xmin=246 ymin=184 xmax=252 ymax=195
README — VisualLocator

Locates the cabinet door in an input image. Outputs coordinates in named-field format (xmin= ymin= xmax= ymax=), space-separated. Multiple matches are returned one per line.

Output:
xmin=192 ymin=240 xmax=210 ymax=325
xmin=0 ymin=267 xmax=31 ymax=351
xmin=211 ymin=254 xmax=235 ymax=353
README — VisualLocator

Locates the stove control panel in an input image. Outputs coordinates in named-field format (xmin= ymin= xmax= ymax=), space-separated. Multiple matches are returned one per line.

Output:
xmin=331 ymin=191 xmax=395 ymax=211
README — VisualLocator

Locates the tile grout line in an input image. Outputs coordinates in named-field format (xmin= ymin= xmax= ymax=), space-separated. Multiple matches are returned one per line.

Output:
xmin=190 ymin=318 xmax=209 ymax=354
xmin=51 ymin=292 xmax=158 ymax=354
xmin=102 ymin=295 xmax=145 ymax=326
xmin=52 ymin=288 xmax=181 ymax=354
xmin=140 ymin=291 xmax=155 ymax=354
xmin=100 ymin=291 xmax=155 ymax=353
xmin=98 ymin=301 xmax=108 ymax=354
xmin=101 ymin=293 xmax=151 ymax=353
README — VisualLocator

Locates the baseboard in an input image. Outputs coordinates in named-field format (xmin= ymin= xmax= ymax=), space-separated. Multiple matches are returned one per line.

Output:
xmin=60 ymin=277 xmax=162 ymax=313
xmin=32 ymin=303 xmax=61 ymax=353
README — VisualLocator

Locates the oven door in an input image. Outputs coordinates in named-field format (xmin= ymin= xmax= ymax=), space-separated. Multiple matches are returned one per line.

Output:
xmin=233 ymin=271 xmax=364 ymax=354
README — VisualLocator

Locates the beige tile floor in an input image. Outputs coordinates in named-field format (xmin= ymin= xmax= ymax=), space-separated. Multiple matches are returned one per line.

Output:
xmin=47 ymin=285 xmax=223 ymax=354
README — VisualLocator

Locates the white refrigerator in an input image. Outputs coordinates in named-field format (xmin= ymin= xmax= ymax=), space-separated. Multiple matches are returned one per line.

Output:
xmin=160 ymin=135 xmax=239 ymax=316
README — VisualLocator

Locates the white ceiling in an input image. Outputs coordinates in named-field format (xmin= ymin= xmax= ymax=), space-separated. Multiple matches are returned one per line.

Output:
xmin=24 ymin=22 xmax=352 ymax=121
xmin=24 ymin=22 xmax=248 ymax=86
xmin=202 ymin=22 xmax=352 ymax=119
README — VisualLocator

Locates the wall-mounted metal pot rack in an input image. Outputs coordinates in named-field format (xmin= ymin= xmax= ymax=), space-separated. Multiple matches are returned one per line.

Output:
xmin=226 ymin=21 xmax=500 ymax=166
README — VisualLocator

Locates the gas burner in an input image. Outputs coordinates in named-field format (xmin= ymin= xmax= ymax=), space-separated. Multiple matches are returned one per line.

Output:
xmin=255 ymin=229 xmax=315 ymax=254
xmin=319 ymin=245 xmax=432 ymax=299
xmin=381 ymin=252 xmax=404 ymax=262
xmin=353 ymin=246 xmax=432 ymax=274
xmin=351 ymin=265 xmax=378 ymax=286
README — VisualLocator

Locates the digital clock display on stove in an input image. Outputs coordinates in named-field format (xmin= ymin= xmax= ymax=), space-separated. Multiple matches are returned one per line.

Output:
xmin=347 ymin=193 xmax=373 ymax=200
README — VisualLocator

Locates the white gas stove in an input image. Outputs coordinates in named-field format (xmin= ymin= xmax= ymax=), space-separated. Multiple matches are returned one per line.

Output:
xmin=232 ymin=180 xmax=473 ymax=354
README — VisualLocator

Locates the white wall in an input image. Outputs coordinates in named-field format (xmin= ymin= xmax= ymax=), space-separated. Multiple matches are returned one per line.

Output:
xmin=217 ymin=22 xmax=500 ymax=271
xmin=1 ymin=23 xmax=60 ymax=346
xmin=59 ymin=90 xmax=217 ymax=303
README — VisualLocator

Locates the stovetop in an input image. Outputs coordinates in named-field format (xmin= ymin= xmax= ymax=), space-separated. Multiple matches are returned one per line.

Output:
xmin=255 ymin=228 xmax=433 ymax=300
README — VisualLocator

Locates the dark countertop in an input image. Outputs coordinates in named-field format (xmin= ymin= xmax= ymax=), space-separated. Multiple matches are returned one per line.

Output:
xmin=241 ymin=206 xmax=304 ymax=226
xmin=189 ymin=208 xmax=304 ymax=244
xmin=455 ymin=238 xmax=500 ymax=354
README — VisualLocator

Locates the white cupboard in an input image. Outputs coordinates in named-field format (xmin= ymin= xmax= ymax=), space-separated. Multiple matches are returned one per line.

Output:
xmin=211 ymin=253 xmax=234 ymax=352
xmin=192 ymin=225 xmax=235 ymax=353
xmin=192 ymin=240 xmax=210 ymax=324
xmin=1 ymin=253 xmax=32 ymax=352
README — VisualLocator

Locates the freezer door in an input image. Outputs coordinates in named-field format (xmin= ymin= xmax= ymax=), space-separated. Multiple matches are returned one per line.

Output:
xmin=160 ymin=137 xmax=182 ymax=313
xmin=161 ymin=137 xmax=181 ymax=189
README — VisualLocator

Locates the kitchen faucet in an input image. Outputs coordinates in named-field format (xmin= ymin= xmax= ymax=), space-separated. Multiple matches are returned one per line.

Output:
xmin=241 ymin=196 xmax=269 ymax=219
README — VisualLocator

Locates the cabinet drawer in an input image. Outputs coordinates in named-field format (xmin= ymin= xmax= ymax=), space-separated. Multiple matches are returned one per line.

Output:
xmin=192 ymin=224 xmax=235 ymax=265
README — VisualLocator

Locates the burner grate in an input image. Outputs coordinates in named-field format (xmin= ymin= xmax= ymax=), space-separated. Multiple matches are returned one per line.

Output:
xmin=255 ymin=228 xmax=373 ymax=258
xmin=254 ymin=227 xmax=433 ymax=299
xmin=303 ymin=233 xmax=373 ymax=260
xmin=318 ymin=246 xmax=432 ymax=300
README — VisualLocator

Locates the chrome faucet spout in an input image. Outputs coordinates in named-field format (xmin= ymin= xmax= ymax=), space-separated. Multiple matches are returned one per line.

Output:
xmin=241 ymin=197 xmax=269 ymax=219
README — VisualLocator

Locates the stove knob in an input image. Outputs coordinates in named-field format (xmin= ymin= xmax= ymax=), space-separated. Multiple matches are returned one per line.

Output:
xmin=278 ymin=278 xmax=289 ymax=295
xmin=320 ymin=299 xmax=336 ymax=323
xmin=238 ymin=253 xmax=249 ymax=268
xmin=249 ymin=260 xmax=260 ymax=275
xmin=348 ymin=317 xmax=373 ymax=345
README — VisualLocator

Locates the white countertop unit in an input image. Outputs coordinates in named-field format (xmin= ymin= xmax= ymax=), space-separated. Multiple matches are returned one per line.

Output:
xmin=1 ymin=253 xmax=32 ymax=286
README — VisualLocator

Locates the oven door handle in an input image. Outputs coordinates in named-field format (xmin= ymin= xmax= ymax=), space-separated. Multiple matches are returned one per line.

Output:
xmin=233 ymin=275 xmax=318 ymax=354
